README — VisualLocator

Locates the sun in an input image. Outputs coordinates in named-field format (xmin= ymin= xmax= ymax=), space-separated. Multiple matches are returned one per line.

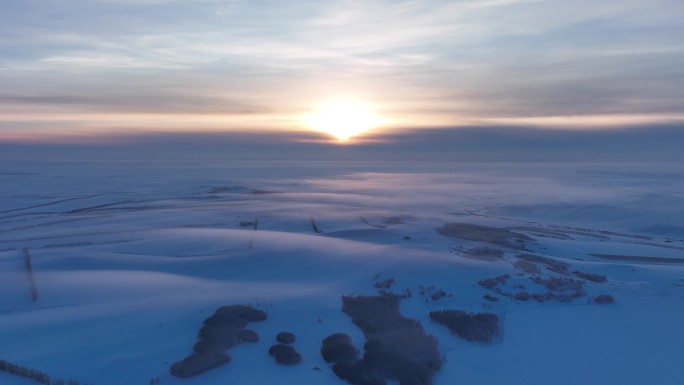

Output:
xmin=304 ymin=100 xmax=382 ymax=141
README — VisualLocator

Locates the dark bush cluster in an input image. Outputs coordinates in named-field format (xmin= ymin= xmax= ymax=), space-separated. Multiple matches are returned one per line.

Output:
xmin=482 ymin=294 xmax=499 ymax=302
xmin=236 ymin=329 xmax=259 ymax=343
xmin=478 ymin=274 xmax=510 ymax=290
xmin=436 ymin=223 xmax=531 ymax=249
xmin=513 ymin=259 xmax=540 ymax=274
xmin=268 ymin=344 xmax=302 ymax=365
xmin=270 ymin=331 xmax=301 ymax=365
xmin=418 ymin=285 xmax=452 ymax=302
xmin=517 ymin=254 xmax=569 ymax=274
xmin=276 ymin=331 xmax=295 ymax=344
xmin=514 ymin=292 xmax=531 ymax=301
xmin=593 ymin=294 xmax=615 ymax=304
xmin=170 ymin=304 xmax=267 ymax=378
xmin=429 ymin=310 xmax=500 ymax=344
xmin=170 ymin=353 xmax=230 ymax=378
xmin=324 ymin=294 xmax=442 ymax=385
xmin=478 ymin=272 xmax=585 ymax=303
xmin=531 ymin=276 xmax=584 ymax=293
xmin=464 ymin=247 xmax=504 ymax=261
xmin=0 ymin=359 xmax=88 ymax=385
xmin=0 ymin=360 xmax=51 ymax=384
xmin=573 ymin=271 xmax=607 ymax=283
xmin=373 ymin=272 xmax=395 ymax=290
xmin=321 ymin=333 xmax=359 ymax=364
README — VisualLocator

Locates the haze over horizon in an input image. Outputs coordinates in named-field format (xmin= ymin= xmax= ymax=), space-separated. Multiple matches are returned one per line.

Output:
xmin=2 ymin=0 xmax=684 ymax=144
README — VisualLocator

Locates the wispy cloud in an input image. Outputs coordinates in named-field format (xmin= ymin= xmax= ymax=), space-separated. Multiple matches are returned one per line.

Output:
xmin=1 ymin=0 xmax=683 ymax=139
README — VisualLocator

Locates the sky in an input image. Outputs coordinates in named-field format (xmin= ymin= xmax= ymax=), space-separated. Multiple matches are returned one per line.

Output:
xmin=1 ymin=0 xmax=683 ymax=143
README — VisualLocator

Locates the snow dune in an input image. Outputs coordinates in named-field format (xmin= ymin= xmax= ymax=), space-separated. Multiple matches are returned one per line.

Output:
xmin=1 ymin=160 xmax=683 ymax=385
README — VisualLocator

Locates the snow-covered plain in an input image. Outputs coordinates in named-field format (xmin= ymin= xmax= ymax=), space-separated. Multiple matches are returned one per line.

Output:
xmin=1 ymin=160 xmax=683 ymax=385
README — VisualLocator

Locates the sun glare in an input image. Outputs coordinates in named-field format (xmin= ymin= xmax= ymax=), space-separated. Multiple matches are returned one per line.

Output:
xmin=305 ymin=100 xmax=382 ymax=141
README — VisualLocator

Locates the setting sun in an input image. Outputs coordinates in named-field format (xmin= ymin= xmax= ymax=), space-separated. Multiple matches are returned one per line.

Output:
xmin=305 ymin=100 xmax=383 ymax=141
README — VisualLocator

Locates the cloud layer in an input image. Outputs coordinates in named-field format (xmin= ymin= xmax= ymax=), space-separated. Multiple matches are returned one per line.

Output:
xmin=1 ymin=0 xmax=683 ymax=139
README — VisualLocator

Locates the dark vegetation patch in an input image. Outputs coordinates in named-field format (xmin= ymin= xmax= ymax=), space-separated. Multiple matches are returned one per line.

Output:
xmin=373 ymin=272 xmax=395 ymax=290
xmin=478 ymin=274 xmax=510 ymax=290
xmin=513 ymin=259 xmax=540 ymax=274
xmin=252 ymin=189 xmax=281 ymax=194
xmin=590 ymin=254 xmax=684 ymax=264
xmin=593 ymin=294 xmax=615 ymax=304
xmin=514 ymin=292 xmax=530 ymax=301
xmin=170 ymin=353 xmax=231 ymax=378
xmin=509 ymin=226 xmax=614 ymax=240
xmin=482 ymin=294 xmax=499 ymax=302
xmin=479 ymin=272 xmax=585 ymax=303
xmin=237 ymin=329 xmax=259 ymax=343
xmin=507 ymin=226 xmax=573 ymax=240
xmin=321 ymin=333 xmax=359 ymax=364
xmin=436 ymin=223 xmax=531 ymax=249
xmin=517 ymin=253 xmax=569 ymax=274
xmin=573 ymin=271 xmax=607 ymax=283
xmin=463 ymin=247 xmax=504 ymax=261
xmin=277 ymin=331 xmax=296 ymax=344
xmin=170 ymin=305 xmax=266 ymax=378
xmin=0 ymin=359 xmax=69 ymax=385
xmin=531 ymin=276 xmax=584 ymax=293
xmin=429 ymin=310 xmax=500 ymax=344
xmin=382 ymin=216 xmax=412 ymax=225
xmin=325 ymin=294 xmax=442 ymax=385
xmin=418 ymin=285 xmax=452 ymax=302
xmin=269 ymin=344 xmax=302 ymax=365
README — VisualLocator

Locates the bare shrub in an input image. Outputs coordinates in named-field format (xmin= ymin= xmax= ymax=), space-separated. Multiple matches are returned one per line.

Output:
xmin=483 ymin=294 xmax=499 ymax=302
xmin=429 ymin=310 xmax=500 ymax=344
xmin=573 ymin=271 xmax=607 ymax=283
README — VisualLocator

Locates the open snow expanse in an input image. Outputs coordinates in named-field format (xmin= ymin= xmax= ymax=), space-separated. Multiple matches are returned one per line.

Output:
xmin=1 ymin=160 xmax=683 ymax=385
